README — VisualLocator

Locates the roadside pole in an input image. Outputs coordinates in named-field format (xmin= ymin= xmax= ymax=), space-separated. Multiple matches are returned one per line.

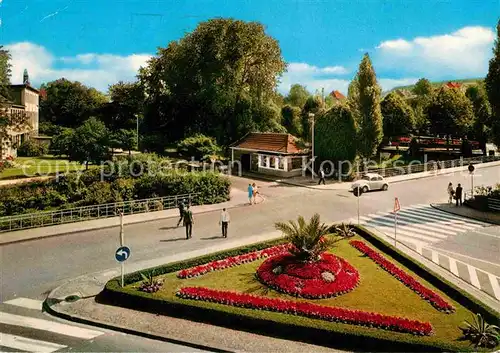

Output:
xmin=357 ymin=186 xmax=360 ymax=225
xmin=468 ymin=164 xmax=475 ymax=199
xmin=115 ymin=212 xmax=131 ymax=288
xmin=393 ymin=198 xmax=400 ymax=247
xmin=120 ymin=213 xmax=124 ymax=287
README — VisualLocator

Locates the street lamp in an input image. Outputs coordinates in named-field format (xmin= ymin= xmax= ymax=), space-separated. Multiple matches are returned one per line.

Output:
xmin=135 ymin=114 xmax=139 ymax=151
xmin=309 ymin=112 xmax=315 ymax=180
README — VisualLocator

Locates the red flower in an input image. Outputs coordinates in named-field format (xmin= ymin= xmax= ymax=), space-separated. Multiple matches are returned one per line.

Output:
xmin=176 ymin=287 xmax=433 ymax=336
xmin=349 ymin=240 xmax=454 ymax=313
xmin=177 ymin=244 xmax=291 ymax=279
xmin=256 ymin=253 xmax=360 ymax=299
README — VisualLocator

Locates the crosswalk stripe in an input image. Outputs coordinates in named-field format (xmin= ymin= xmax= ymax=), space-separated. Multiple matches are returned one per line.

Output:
xmin=372 ymin=213 xmax=450 ymax=238
xmin=360 ymin=217 xmax=440 ymax=242
xmin=488 ymin=273 xmax=500 ymax=300
xmin=0 ymin=312 xmax=104 ymax=339
xmin=467 ymin=265 xmax=481 ymax=289
xmin=368 ymin=216 xmax=448 ymax=239
xmin=372 ymin=225 xmax=435 ymax=243
xmin=409 ymin=206 xmax=489 ymax=226
xmin=384 ymin=212 xmax=458 ymax=235
xmin=448 ymin=257 xmax=459 ymax=276
xmin=431 ymin=250 xmax=439 ymax=264
xmin=4 ymin=298 xmax=43 ymax=311
xmin=0 ymin=332 xmax=67 ymax=353
xmin=396 ymin=209 xmax=478 ymax=230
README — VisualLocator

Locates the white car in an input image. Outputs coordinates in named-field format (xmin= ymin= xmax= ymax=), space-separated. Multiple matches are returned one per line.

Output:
xmin=350 ymin=173 xmax=389 ymax=193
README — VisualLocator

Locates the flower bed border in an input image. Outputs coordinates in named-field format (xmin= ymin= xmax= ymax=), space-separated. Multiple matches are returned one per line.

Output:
xmin=256 ymin=253 xmax=360 ymax=299
xmin=350 ymin=240 xmax=455 ymax=313
xmin=177 ymin=244 xmax=291 ymax=278
xmin=176 ymin=286 xmax=433 ymax=336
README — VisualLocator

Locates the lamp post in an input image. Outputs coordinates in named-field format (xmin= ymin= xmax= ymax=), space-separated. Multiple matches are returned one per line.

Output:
xmin=135 ymin=114 xmax=139 ymax=151
xmin=309 ymin=112 xmax=315 ymax=180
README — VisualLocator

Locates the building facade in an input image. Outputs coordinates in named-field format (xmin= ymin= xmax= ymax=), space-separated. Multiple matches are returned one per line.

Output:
xmin=0 ymin=84 xmax=40 ymax=159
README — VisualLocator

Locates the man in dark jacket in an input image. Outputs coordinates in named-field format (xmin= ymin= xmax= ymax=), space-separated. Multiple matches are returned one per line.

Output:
xmin=183 ymin=205 xmax=193 ymax=239
xmin=455 ymin=184 xmax=463 ymax=206
xmin=176 ymin=200 xmax=185 ymax=227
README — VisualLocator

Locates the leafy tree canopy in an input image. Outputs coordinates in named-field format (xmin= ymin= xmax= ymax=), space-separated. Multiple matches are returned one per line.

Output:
xmin=381 ymin=92 xmax=415 ymax=137
xmin=485 ymin=19 xmax=500 ymax=147
xmin=284 ymin=84 xmax=310 ymax=108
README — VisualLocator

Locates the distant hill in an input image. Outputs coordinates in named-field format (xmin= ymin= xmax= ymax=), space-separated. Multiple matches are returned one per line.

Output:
xmin=389 ymin=78 xmax=484 ymax=93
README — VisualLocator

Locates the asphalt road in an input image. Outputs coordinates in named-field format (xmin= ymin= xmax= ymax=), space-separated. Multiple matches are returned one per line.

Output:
xmin=0 ymin=165 xmax=499 ymax=352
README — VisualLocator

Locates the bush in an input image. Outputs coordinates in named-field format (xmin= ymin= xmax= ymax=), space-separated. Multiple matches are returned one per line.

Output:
xmin=0 ymin=159 xmax=15 ymax=173
xmin=177 ymin=134 xmax=221 ymax=161
xmin=17 ymin=139 xmax=49 ymax=157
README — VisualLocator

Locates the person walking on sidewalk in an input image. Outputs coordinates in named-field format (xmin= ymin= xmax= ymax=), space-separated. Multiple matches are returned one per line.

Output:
xmin=447 ymin=182 xmax=454 ymax=204
xmin=219 ymin=208 xmax=230 ymax=238
xmin=455 ymin=184 xmax=463 ymax=206
xmin=252 ymin=183 xmax=263 ymax=204
xmin=176 ymin=200 xmax=185 ymax=227
xmin=318 ymin=168 xmax=326 ymax=185
xmin=248 ymin=183 xmax=254 ymax=205
xmin=183 ymin=205 xmax=193 ymax=239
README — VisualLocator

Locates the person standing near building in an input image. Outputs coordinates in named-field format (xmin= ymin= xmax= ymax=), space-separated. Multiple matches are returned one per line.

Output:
xmin=447 ymin=182 xmax=454 ymax=204
xmin=455 ymin=184 xmax=463 ymax=206
xmin=219 ymin=208 xmax=230 ymax=238
xmin=183 ymin=205 xmax=193 ymax=239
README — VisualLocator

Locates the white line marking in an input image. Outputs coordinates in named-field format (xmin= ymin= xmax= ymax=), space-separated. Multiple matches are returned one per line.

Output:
xmin=487 ymin=273 xmax=500 ymax=300
xmin=0 ymin=332 xmax=67 ymax=353
xmin=427 ymin=246 xmax=500 ymax=268
xmin=448 ymin=257 xmax=459 ymax=276
xmin=411 ymin=206 xmax=491 ymax=226
xmin=0 ymin=312 xmax=104 ymax=339
xmin=431 ymin=250 xmax=439 ymax=264
xmin=415 ymin=243 xmax=423 ymax=255
xmin=469 ymin=230 xmax=500 ymax=239
xmin=467 ymin=265 xmax=481 ymax=289
xmin=4 ymin=297 xmax=43 ymax=310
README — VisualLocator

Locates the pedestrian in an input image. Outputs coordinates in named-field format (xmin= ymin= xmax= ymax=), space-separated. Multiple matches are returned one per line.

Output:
xmin=183 ymin=205 xmax=193 ymax=239
xmin=252 ymin=183 xmax=263 ymax=203
xmin=219 ymin=208 xmax=230 ymax=238
xmin=176 ymin=200 xmax=185 ymax=227
xmin=318 ymin=168 xmax=326 ymax=185
xmin=248 ymin=183 xmax=254 ymax=205
xmin=455 ymin=183 xmax=463 ymax=207
xmin=447 ymin=182 xmax=454 ymax=204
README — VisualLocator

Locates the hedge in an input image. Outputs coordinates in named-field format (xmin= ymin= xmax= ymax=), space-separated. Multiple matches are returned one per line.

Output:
xmin=0 ymin=168 xmax=230 ymax=217
xmin=101 ymin=226 xmax=499 ymax=352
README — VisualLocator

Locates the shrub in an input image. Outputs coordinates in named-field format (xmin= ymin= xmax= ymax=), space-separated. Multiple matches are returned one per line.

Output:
xmin=79 ymin=181 xmax=115 ymax=206
xmin=0 ymin=159 xmax=15 ymax=173
xmin=17 ymin=139 xmax=49 ymax=157
xmin=177 ymin=134 xmax=221 ymax=161
xmin=460 ymin=313 xmax=499 ymax=348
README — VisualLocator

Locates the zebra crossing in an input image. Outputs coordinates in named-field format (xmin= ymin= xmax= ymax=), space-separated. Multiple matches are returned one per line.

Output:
xmin=351 ymin=204 xmax=500 ymax=301
xmin=355 ymin=204 xmax=490 ymax=249
xmin=0 ymin=297 xmax=104 ymax=352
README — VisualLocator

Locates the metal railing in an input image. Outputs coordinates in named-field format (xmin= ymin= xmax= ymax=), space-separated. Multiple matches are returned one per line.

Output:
xmin=0 ymin=193 xmax=200 ymax=233
xmin=355 ymin=155 xmax=500 ymax=179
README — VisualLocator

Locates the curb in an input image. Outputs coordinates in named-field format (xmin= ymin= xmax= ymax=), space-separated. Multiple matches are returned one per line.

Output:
xmin=430 ymin=204 xmax=500 ymax=226
xmin=0 ymin=199 xmax=259 ymax=246
xmin=42 ymin=299 xmax=233 ymax=353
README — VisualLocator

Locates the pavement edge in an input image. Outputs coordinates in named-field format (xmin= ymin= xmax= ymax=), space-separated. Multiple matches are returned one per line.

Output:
xmin=430 ymin=204 xmax=500 ymax=225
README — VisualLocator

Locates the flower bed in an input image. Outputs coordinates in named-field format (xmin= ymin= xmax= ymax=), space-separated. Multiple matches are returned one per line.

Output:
xmin=350 ymin=240 xmax=454 ymax=313
xmin=256 ymin=253 xmax=360 ymax=298
xmin=177 ymin=244 xmax=291 ymax=279
xmin=176 ymin=287 xmax=433 ymax=336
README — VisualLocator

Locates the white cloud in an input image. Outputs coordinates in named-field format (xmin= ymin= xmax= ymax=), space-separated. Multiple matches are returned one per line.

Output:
xmin=374 ymin=26 xmax=495 ymax=77
xmin=5 ymin=42 xmax=152 ymax=92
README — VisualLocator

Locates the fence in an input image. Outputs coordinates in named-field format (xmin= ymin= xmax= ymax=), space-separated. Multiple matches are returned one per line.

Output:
xmin=0 ymin=193 xmax=200 ymax=233
xmin=487 ymin=197 xmax=500 ymax=212
xmin=354 ymin=155 xmax=500 ymax=179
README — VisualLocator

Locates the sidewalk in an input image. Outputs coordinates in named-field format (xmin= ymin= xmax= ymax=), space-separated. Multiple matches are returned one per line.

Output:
xmin=431 ymin=202 xmax=500 ymax=225
xmin=0 ymin=189 xmax=251 ymax=245
xmin=277 ymin=160 xmax=500 ymax=190
xmin=43 ymin=226 xmax=499 ymax=353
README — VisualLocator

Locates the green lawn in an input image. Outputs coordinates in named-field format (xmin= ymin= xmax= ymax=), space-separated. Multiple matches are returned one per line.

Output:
xmin=0 ymin=155 xmax=97 ymax=180
xmin=121 ymin=235 xmax=491 ymax=351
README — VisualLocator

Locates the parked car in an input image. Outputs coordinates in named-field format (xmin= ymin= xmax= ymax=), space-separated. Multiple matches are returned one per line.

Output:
xmin=350 ymin=173 xmax=389 ymax=193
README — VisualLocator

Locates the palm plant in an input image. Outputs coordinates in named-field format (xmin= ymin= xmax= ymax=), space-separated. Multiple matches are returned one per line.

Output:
xmin=460 ymin=313 xmax=500 ymax=348
xmin=275 ymin=213 xmax=331 ymax=262
xmin=334 ymin=223 xmax=357 ymax=238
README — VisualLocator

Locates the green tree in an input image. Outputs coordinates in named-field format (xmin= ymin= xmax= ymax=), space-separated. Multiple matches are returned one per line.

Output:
xmin=485 ymin=19 xmax=500 ymax=148
xmin=139 ymin=18 xmax=286 ymax=147
xmin=177 ymin=134 xmax=222 ymax=161
xmin=314 ymin=103 xmax=357 ymax=169
xmin=412 ymin=78 xmax=434 ymax=96
xmin=426 ymin=87 xmax=474 ymax=136
xmin=111 ymin=129 xmax=137 ymax=155
xmin=70 ymin=117 xmax=110 ymax=169
xmin=0 ymin=46 xmax=12 ymax=98
xmin=300 ymin=96 xmax=323 ymax=141
xmin=347 ymin=75 xmax=360 ymax=124
xmin=351 ymin=54 xmax=383 ymax=158
xmin=39 ymin=79 xmax=108 ymax=128
xmin=466 ymin=84 xmax=492 ymax=153
xmin=284 ymin=84 xmax=310 ymax=108
xmin=381 ymin=92 xmax=415 ymax=137
xmin=281 ymin=105 xmax=302 ymax=136
xmin=97 ymin=81 xmax=144 ymax=132
xmin=52 ymin=128 xmax=75 ymax=157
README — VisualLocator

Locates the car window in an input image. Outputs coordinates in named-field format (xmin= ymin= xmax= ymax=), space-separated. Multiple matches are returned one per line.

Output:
xmin=370 ymin=177 xmax=377 ymax=181
xmin=362 ymin=176 xmax=370 ymax=180
xmin=377 ymin=176 xmax=383 ymax=181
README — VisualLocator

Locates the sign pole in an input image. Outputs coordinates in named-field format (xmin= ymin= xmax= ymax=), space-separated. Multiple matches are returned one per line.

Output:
xmin=394 ymin=212 xmax=397 ymax=247
xmin=120 ymin=213 xmax=124 ymax=287
xmin=471 ymin=172 xmax=474 ymax=199
xmin=357 ymin=186 xmax=360 ymax=225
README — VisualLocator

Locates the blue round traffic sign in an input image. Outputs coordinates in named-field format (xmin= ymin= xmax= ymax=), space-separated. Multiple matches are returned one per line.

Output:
xmin=115 ymin=246 xmax=131 ymax=262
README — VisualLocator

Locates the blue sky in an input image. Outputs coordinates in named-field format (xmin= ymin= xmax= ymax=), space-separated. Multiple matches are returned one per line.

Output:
xmin=1 ymin=0 xmax=499 ymax=94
